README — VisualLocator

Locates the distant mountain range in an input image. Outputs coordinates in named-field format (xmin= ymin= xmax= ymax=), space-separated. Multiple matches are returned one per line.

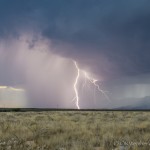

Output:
xmin=116 ymin=96 xmax=150 ymax=110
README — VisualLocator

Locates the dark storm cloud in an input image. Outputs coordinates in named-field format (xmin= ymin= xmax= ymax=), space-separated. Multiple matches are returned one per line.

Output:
xmin=0 ymin=0 xmax=150 ymax=79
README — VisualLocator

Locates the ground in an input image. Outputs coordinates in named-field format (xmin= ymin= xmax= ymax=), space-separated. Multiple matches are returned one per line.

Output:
xmin=0 ymin=111 xmax=150 ymax=150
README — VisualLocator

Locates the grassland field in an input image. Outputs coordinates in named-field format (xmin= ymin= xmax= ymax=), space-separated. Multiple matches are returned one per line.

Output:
xmin=0 ymin=111 xmax=150 ymax=150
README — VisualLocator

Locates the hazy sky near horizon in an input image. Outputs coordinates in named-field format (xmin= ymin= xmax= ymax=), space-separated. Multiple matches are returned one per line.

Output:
xmin=0 ymin=0 xmax=150 ymax=108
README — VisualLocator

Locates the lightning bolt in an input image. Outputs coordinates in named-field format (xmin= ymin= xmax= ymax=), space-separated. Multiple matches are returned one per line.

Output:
xmin=72 ymin=61 xmax=80 ymax=109
xmin=84 ymin=72 xmax=110 ymax=100
xmin=72 ymin=61 xmax=109 ymax=109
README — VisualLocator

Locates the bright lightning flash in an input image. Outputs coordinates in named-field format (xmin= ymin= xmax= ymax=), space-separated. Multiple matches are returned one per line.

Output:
xmin=72 ymin=61 xmax=80 ymax=109
xmin=72 ymin=61 xmax=109 ymax=109
xmin=84 ymin=72 xmax=109 ymax=100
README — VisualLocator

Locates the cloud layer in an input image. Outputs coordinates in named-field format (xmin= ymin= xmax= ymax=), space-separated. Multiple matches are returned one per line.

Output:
xmin=0 ymin=1 xmax=150 ymax=108
xmin=0 ymin=0 xmax=150 ymax=79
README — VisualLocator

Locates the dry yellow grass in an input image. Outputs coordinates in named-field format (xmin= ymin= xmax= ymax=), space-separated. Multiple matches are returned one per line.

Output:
xmin=0 ymin=111 xmax=150 ymax=150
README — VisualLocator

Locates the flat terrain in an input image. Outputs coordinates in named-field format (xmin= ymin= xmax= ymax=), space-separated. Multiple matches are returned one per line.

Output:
xmin=0 ymin=111 xmax=150 ymax=150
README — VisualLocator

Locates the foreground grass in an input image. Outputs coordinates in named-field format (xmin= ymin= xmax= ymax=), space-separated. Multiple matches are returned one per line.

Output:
xmin=0 ymin=111 xmax=150 ymax=150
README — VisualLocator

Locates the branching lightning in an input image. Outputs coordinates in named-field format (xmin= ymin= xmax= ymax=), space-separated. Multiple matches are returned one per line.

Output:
xmin=84 ymin=72 xmax=109 ymax=100
xmin=72 ymin=61 xmax=109 ymax=109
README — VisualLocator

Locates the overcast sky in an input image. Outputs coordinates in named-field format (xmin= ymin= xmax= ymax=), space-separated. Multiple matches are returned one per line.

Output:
xmin=0 ymin=0 xmax=150 ymax=108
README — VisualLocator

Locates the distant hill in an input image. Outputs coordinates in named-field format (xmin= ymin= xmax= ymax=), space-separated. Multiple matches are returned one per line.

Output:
xmin=116 ymin=96 xmax=150 ymax=110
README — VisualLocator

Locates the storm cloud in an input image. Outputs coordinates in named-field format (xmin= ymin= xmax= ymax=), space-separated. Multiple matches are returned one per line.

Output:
xmin=0 ymin=0 xmax=150 ymax=79
xmin=0 ymin=0 xmax=150 ymax=108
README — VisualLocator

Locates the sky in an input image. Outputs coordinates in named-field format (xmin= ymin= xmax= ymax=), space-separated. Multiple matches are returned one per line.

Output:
xmin=0 ymin=0 xmax=150 ymax=108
